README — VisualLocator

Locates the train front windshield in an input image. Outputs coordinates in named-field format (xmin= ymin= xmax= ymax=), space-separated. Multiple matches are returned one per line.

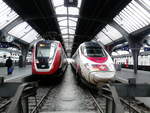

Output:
xmin=82 ymin=46 xmax=106 ymax=57
xmin=36 ymin=42 xmax=57 ymax=59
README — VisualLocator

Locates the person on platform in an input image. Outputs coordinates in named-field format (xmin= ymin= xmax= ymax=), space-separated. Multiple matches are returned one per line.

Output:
xmin=5 ymin=57 xmax=13 ymax=75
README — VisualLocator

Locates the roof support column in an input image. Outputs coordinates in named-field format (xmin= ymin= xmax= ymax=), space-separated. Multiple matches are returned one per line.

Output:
xmin=110 ymin=21 xmax=143 ymax=75
xmin=128 ymin=37 xmax=143 ymax=75
xmin=19 ymin=45 xmax=29 ymax=67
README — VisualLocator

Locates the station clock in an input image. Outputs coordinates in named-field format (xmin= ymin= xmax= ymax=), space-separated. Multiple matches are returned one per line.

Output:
xmin=5 ymin=35 xmax=14 ymax=42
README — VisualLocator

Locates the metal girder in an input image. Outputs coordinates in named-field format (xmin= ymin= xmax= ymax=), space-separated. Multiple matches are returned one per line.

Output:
xmin=132 ymin=25 xmax=150 ymax=38
xmin=61 ymin=33 xmax=75 ymax=36
xmin=56 ymin=14 xmax=109 ymax=24
xmin=60 ymin=27 xmax=76 ymax=31
xmin=20 ymin=45 xmax=29 ymax=67
xmin=58 ymin=18 xmax=77 ymax=23
xmin=109 ymin=21 xmax=143 ymax=75
xmin=0 ymin=16 xmax=30 ymax=50
xmin=60 ymin=25 xmax=76 ymax=28
xmin=110 ymin=21 xmax=129 ymax=39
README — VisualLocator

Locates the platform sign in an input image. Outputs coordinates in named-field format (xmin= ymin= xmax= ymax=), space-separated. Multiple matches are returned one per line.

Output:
xmin=122 ymin=46 xmax=129 ymax=51
xmin=64 ymin=0 xmax=78 ymax=7
xmin=144 ymin=47 xmax=150 ymax=51
xmin=0 ymin=43 xmax=9 ymax=48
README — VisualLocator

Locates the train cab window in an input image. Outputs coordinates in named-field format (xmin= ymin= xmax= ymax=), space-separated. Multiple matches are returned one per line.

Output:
xmin=36 ymin=43 xmax=57 ymax=59
xmin=82 ymin=46 xmax=106 ymax=57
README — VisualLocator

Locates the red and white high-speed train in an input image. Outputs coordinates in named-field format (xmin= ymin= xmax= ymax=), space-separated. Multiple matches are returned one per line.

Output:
xmin=71 ymin=41 xmax=116 ymax=86
xmin=32 ymin=40 xmax=67 ymax=77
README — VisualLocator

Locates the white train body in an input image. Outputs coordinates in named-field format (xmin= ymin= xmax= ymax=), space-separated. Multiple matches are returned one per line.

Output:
xmin=72 ymin=41 xmax=116 ymax=85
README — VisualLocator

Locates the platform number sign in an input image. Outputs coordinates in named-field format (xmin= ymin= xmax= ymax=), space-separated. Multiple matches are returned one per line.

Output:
xmin=64 ymin=0 xmax=78 ymax=7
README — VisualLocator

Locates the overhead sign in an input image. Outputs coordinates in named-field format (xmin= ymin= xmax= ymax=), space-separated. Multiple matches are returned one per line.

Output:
xmin=144 ymin=47 xmax=150 ymax=51
xmin=64 ymin=0 xmax=78 ymax=7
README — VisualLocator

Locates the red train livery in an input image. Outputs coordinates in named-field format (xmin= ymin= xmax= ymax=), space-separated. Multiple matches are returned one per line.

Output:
xmin=32 ymin=40 xmax=67 ymax=77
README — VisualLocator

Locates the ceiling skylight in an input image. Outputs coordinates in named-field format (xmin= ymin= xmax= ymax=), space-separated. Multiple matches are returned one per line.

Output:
xmin=21 ymin=29 xmax=39 ymax=43
xmin=96 ymin=25 xmax=122 ymax=45
xmin=0 ymin=0 xmax=19 ymax=30
xmin=8 ymin=21 xmax=39 ymax=43
xmin=114 ymin=0 xmax=150 ymax=33
xmin=52 ymin=0 xmax=82 ymax=52
xmin=96 ymin=0 xmax=149 ymax=45
xmin=56 ymin=6 xmax=67 ymax=14
xmin=8 ymin=22 xmax=32 ymax=38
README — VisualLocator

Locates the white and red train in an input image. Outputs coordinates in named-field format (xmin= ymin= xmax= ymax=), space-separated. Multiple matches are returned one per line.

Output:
xmin=71 ymin=41 xmax=116 ymax=86
xmin=32 ymin=40 xmax=67 ymax=77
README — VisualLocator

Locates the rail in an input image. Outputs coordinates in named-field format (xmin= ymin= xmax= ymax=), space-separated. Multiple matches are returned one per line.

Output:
xmin=30 ymin=87 xmax=54 ymax=113
xmin=100 ymin=81 xmax=150 ymax=113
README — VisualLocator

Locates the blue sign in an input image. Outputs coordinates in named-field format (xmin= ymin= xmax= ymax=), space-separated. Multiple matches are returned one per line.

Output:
xmin=122 ymin=45 xmax=129 ymax=51
xmin=144 ymin=47 xmax=150 ymax=51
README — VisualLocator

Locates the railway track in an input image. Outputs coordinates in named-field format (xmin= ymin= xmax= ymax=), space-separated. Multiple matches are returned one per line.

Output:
xmin=89 ymin=89 xmax=105 ymax=113
xmin=0 ymin=97 xmax=11 ymax=113
xmin=0 ymin=81 xmax=150 ymax=113
xmin=28 ymin=87 xmax=55 ymax=113
xmin=88 ymin=86 xmax=150 ymax=113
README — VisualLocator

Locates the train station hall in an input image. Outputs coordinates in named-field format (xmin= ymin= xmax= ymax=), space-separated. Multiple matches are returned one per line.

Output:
xmin=0 ymin=0 xmax=150 ymax=113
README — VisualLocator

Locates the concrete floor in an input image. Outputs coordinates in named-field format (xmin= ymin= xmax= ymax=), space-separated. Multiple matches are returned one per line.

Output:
xmin=0 ymin=65 xmax=31 ymax=82
xmin=116 ymin=68 xmax=150 ymax=108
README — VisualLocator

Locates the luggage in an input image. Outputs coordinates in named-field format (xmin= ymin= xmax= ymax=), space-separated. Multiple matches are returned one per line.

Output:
xmin=8 ymin=67 xmax=13 ymax=74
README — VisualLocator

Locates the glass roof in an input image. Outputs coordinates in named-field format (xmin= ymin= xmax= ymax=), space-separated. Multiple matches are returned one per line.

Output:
xmin=114 ymin=0 xmax=150 ymax=33
xmin=52 ymin=0 xmax=82 ymax=52
xmin=8 ymin=22 xmax=39 ymax=43
xmin=21 ymin=29 xmax=39 ymax=43
xmin=96 ymin=25 xmax=122 ymax=45
xmin=9 ymin=22 xmax=32 ymax=38
xmin=0 ymin=0 xmax=19 ymax=30
xmin=96 ymin=0 xmax=150 ymax=45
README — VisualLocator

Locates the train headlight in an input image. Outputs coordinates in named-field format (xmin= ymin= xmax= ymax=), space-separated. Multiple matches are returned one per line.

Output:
xmin=84 ymin=64 xmax=109 ymax=71
xmin=35 ymin=59 xmax=39 ymax=63
xmin=49 ymin=58 xmax=53 ymax=63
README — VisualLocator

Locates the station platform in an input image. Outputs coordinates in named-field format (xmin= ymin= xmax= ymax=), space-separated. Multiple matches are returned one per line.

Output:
xmin=115 ymin=68 xmax=150 ymax=108
xmin=116 ymin=68 xmax=150 ymax=84
xmin=0 ymin=65 xmax=32 ymax=82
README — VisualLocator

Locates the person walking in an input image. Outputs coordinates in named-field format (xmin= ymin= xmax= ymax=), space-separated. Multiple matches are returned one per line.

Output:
xmin=5 ymin=57 xmax=13 ymax=75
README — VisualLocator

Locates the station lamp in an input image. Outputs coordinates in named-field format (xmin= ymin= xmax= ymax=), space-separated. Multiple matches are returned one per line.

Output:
xmin=64 ymin=0 xmax=78 ymax=7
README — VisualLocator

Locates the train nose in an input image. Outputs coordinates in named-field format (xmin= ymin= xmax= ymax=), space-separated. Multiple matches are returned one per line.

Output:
xmin=89 ymin=71 xmax=115 ymax=85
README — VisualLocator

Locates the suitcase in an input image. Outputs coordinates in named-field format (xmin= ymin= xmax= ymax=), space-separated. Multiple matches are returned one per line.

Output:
xmin=8 ymin=67 xmax=13 ymax=74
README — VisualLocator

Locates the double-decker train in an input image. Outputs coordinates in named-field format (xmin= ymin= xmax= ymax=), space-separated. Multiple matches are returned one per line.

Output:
xmin=32 ymin=40 xmax=67 ymax=77
xmin=71 ymin=41 xmax=116 ymax=86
